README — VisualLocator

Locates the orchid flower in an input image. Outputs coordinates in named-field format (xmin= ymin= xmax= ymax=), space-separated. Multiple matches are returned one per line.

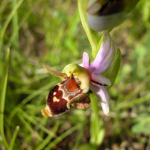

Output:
xmin=87 ymin=0 xmax=139 ymax=31
xmin=41 ymin=32 xmax=115 ymax=117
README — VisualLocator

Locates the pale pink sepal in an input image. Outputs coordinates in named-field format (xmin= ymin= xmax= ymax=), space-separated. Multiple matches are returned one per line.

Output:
xmin=83 ymin=52 xmax=90 ymax=69
xmin=89 ymin=32 xmax=115 ymax=74
xmin=91 ymin=73 xmax=111 ymax=86
xmin=90 ymin=83 xmax=110 ymax=115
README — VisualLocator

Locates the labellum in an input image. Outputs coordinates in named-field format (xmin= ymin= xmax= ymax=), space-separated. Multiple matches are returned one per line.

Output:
xmin=41 ymin=66 xmax=90 ymax=117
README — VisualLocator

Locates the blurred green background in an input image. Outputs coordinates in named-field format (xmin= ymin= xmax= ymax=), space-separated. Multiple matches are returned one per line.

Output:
xmin=1 ymin=0 xmax=150 ymax=149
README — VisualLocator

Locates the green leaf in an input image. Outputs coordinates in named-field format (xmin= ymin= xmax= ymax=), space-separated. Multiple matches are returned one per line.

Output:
xmin=105 ymin=48 xmax=122 ymax=89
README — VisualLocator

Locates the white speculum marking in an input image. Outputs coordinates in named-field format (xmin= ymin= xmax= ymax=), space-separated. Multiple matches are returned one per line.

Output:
xmin=53 ymin=96 xmax=60 ymax=102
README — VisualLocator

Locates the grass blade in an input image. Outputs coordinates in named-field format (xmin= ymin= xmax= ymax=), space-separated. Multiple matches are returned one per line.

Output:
xmin=9 ymin=126 xmax=20 ymax=150
xmin=45 ymin=125 xmax=80 ymax=150
xmin=35 ymin=122 xmax=60 ymax=150
xmin=0 ymin=0 xmax=24 ymax=51
xmin=0 ymin=48 xmax=10 ymax=149
xmin=11 ymin=0 xmax=19 ymax=49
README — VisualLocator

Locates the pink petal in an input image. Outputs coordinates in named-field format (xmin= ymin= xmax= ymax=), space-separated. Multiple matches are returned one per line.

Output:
xmin=91 ymin=73 xmax=111 ymax=86
xmin=83 ymin=52 xmax=90 ymax=69
xmin=90 ymin=83 xmax=110 ymax=115
xmin=89 ymin=32 xmax=115 ymax=74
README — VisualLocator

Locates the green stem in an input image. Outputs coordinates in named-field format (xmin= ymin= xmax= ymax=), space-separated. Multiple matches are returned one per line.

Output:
xmin=77 ymin=0 xmax=98 ymax=51
xmin=90 ymin=94 xmax=105 ymax=147
xmin=77 ymin=0 xmax=105 ymax=147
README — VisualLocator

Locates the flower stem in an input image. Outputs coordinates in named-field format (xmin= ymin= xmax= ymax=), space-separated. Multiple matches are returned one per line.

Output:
xmin=90 ymin=94 xmax=105 ymax=147
xmin=77 ymin=0 xmax=98 ymax=52
xmin=77 ymin=0 xmax=105 ymax=147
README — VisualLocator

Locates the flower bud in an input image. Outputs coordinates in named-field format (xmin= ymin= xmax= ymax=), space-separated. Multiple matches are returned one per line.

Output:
xmin=87 ymin=0 xmax=139 ymax=31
